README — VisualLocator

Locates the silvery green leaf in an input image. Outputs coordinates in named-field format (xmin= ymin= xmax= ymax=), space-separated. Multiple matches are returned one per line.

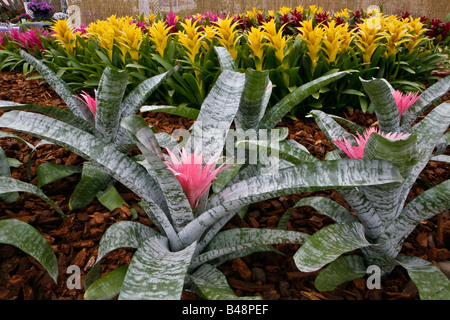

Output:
xmin=360 ymin=78 xmax=400 ymax=133
xmin=309 ymin=109 xmax=355 ymax=146
xmin=84 ymin=221 xmax=159 ymax=289
xmin=396 ymin=255 xmax=450 ymax=300
xmin=0 ymin=111 xmax=181 ymax=245
xmin=430 ymin=154 xmax=450 ymax=163
xmin=189 ymin=264 xmax=261 ymax=300
xmin=0 ymin=130 xmax=34 ymax=149
xmin=0 ymin=219 xmax=58 ymax=283
xmin=187 ymin=69 xmax=245 ymax=161
xmin=0 ymin=147 xmax=18 ymax=203
xmin=119 ymin=236 xmax=196 ymax=300
xmin=0 ymin=176 xmax=65 ymax=218
xmin=140 ymin=104 xmax=199 ymax=120
xmin=292 ymin=196 xmax=358 ymax=223
xmin=179 ymin=159 xmax=403 ymax=244
xmin=214 ymin=46 xmax=237 ymax=71
xmin=294 ymin=222 xmax=371 ymax=272
xmin=191 ymin=228 xmax=309 ymax=268
xmin=95 ymin=67 xmax=129 ymax=143
xmin=121 ymin=66 xmax=179 ymax=118
xmin=260 ymin=71 xmax=352 ymax=129
xmin=36 ymin=162 xmax=82 ymax=188
xmin=69 ymin=161 xmax=111 ymax=210
xmin=84 ymin=265 xmax=128 ymax=300
xmin=0 ymin=102 xmax=96 ymax=135
xmin=235 ymin=68 xmax=271 ymax=131
xmin=314 ymin=255 xmax=367 ymax=291
xmin=400 ymin=75 xmax=450 ymax=131
xmin=121 ymin=114 xmax=194 ymax=231
xmin=388 ymin=179 xmax=450 ymax=250
xmin=19 ymin=50 xmax=92 ymax=122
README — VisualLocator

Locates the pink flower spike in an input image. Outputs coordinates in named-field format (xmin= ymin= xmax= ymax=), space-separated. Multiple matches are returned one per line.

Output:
xmin=164 ymin=147 xmax=233 ymax=210
xmin=77 ymin=90 xmax=97 ymax=115
xmin=392 ymin=90 xmax=421 ymax=116
xmin=333 ymin=127 xmax=410 ymax=159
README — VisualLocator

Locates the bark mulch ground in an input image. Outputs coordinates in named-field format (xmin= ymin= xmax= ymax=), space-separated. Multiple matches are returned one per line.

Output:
xmin=0 ymin=71 xmax=449 ymax=301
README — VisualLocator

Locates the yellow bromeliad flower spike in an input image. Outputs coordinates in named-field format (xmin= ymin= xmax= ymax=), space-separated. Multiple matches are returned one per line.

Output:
xmin=262 ymin=19 xmax=290 ymax=65
xmin=246 ymin=26 xmax=268 ymax=70
xmin=177 ymin=19 xmax=204 ymax=63
xmin=215 ymin=16 xmax=241 ymax=60
xmin=403 ymin=17 xmax=428 ymax=53
xmin=117 ymin=21 xmax=143 ymax=62
xmin=384 ymin=15 xmax=411 ymax=56
xmin=279 ymin=6 xmax=292 ymax=15
xmin=148 ymin=20 xmax=171 ymax=58
xmin=355 ymin=13 xmax=388 ymax=65
xmin=322 ymin=20 xmax=345 ymax=64
xmin=52 ymin=19 xmax=77 ymax=53
xmin=202 ymin=25 xmax=216 ymax=51
xmin=297 ymin=18 xmax=324 ymax=68
xmin=86 ymin=20 xmax=116 ymax=60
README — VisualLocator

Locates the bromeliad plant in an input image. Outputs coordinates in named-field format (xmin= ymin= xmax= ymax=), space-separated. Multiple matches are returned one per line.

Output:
xmin=0 ymin=49 xmax=178 ymax=211
xmin=0 ymin=47 xmax=404 ymax=300
xmin=290 ymin=75 xmax=450 ymax=299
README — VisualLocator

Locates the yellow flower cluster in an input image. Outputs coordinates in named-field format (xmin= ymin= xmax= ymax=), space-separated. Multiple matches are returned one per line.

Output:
xmin=51 ymin=6 xmax=429 ymax=70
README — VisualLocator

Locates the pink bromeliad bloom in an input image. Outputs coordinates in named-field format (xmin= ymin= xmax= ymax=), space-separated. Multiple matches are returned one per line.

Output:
xmin=334 ymin=127 xmax=410 ymax=159
xmin=164 ymin=147 xmax=233 ymax=209
xmin=392 ymin=90 xmax=421 ymax=116
xmin=77 ymin=90 xmax=97 ymax=115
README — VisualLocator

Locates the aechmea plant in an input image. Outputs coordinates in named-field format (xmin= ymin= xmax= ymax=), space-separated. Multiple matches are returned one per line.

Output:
xmin=392 ymin=90 xmax=421 ymax=116
xmin=291 ymin=75 xmax=450 ymax=300
xmin=0 ymin=50 xmax=178 ymax=210
xmin=0 ymin=48 xmax=404 ymax=300
xmin=164 ymin=147 xmax=232 ymax=210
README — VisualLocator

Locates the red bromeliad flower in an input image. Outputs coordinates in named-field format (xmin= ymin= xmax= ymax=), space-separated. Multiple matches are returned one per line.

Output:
xmin=334 ymin=127 xmax=410 ymax=159
xmin=77 ymin=90 xmax=97 ymax=115
xmin=392 ymin=90 xmax=421 ymax=116
xmin=164 ymin=147 xmax=233 ymax=209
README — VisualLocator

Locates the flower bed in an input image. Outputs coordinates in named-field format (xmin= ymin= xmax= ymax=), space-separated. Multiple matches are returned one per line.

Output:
xmin=0 ymin=5 xmax=449 ymax=302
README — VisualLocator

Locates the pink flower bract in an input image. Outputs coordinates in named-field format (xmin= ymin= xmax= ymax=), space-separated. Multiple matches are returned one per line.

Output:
xmin=77 ymin=90 xmax=97 ymax=115
xmin=333 ymin=127 xmax=410 ymax=159
xmin=164 ymin=147 xmax=233 ymax=209
xmin=393 ymin=90 xmax=421 ymax=116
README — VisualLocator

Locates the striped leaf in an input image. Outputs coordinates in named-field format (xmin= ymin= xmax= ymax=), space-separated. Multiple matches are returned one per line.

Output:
xmin=214 ymin=46 xmax=237 ymax=71
xmin=187 ymin=69 xmax=245 ymax=162
xmin=0 ymin=111 xmax=183 ymax=246
xmin=291 ymin=196 xmax=358 ymax=223
xmin=314 ymin=255 xmax=367 ymax=291
xmin=191 ymin=228 xmax=309 ymax=268
xmin=179 ymin=159 xmax=403 ymax=244
xmin=19 ymin=50 xmax=92 ymax=122
xmin=84 ymin=221 xmax=159 ymax=289
xmin=0 ymin=219 xmax=58 ymax=282
xmin=360 ymin=78 xmax=400 ymax=133
xmin=189 ymin=264 xmax=261 ymax=300
xmin=0 ymin=176 xmax=65 ymax=218
xmin=396 ymin=255 xmax=450 ymax=300
xmin=0 ymin=146 xmax=19 ymax=202
xmin=309 ymin=110 xmax=355 ymax=146
xmin=235 ymin=68 xmax=271 ymax=131
xmin=121 ymin=114 xmax=194 ymax=231
xmin=293 ymin=222 xmax=371 ymax=272
xmin=120 ymin=66 xmax=179 ymax=118
xmin=260 ymin=71 xmax=351 ymax=129
xmin=118 ymin=236 xmax=196 ymax=300
xmin=140 ymin=104 xmax=199 ymax=120
xmin=388 ymin=179 xmax=450 ymax=250
xmin=400 ymin=75 xmax=450 ymax=131
xmin=95 ymin=67 xmax=129 ymax=143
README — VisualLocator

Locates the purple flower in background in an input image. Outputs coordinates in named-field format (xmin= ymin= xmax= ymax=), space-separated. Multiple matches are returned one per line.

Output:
xmin=28 ymin=0 xmax=54 ymax=19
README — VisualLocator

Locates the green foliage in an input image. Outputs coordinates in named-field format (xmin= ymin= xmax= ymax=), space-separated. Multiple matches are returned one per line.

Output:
xmin=291 ymin=76 xmax=450 ymax=300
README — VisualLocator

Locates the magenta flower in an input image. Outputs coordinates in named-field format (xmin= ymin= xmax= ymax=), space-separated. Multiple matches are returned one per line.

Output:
xmin=334 ymin=127 xmax=410 ymax=159
xmin=392 ymin=90 xmax=421 ymax=116
xmin=164 ymin=147 xmax=233 ymax=209
xmin=8 ymin=28 xmax=48 ymax=52
xmin=77 ymin=90 xmax=97 ymax=115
